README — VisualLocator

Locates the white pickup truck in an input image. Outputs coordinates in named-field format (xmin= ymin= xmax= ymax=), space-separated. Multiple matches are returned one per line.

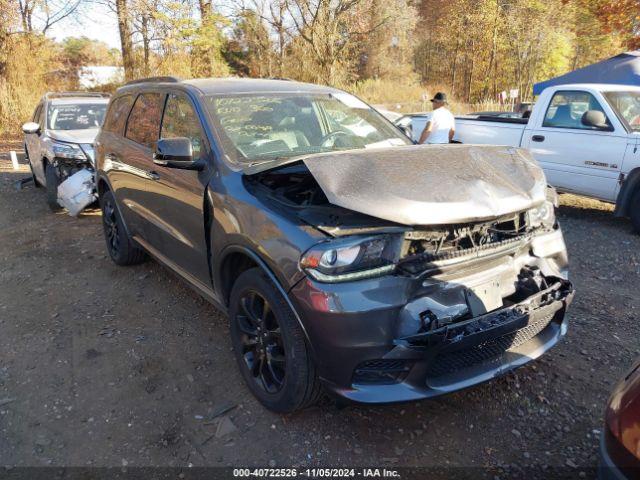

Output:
xmin=454 ymin=84 xmax=640 ymax=231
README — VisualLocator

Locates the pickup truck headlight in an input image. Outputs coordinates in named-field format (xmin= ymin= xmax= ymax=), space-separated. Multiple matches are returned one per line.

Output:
xmin=528 ymin=200 xmax=556 ymax=229
xmin=300 ymin=234 xmax=403 ymax=282
xmin=51 ymin=141 xmax=87 ymax=160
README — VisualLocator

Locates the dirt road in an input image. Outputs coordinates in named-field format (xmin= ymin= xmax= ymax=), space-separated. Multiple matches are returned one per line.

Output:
xmin=1 ymin=149 xmax=639 ymax=479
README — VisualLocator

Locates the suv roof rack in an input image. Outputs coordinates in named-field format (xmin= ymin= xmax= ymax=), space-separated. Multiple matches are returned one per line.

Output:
xmin=125 ymin=76 xmax=182 ymax=86
xmin=44 ymin=92 xmax=111 ymax=100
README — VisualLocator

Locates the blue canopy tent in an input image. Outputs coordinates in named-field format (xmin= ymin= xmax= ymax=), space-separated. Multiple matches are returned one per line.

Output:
xmin=533 ymin=51 xmax=640 ymax=96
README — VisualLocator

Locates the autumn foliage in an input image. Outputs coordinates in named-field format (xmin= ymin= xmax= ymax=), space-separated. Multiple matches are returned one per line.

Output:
xmin=0 ymin=0 xmax=639 ymax=136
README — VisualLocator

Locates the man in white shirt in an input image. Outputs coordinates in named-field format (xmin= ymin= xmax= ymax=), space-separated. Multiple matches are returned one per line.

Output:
xmin=418 ymin=92 xmax=455 ymax=144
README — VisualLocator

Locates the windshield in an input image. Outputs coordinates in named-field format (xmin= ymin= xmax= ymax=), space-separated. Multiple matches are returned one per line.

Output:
xmin=204 ymin=92 xmax=411 ymax=164
xmin=604 ymin=91 xmax=640 ymax=132
xmin=47 ymin=103 xmax=107 ymax=130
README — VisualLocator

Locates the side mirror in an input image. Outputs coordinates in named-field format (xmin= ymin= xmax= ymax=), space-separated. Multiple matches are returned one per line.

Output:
xmin=581 ymin=110 xmax=613 ymax=131
xmin=22 ymin=122 xmax=40 ymax=135
xmin=153 ymin=137 xmax=203 ymax=170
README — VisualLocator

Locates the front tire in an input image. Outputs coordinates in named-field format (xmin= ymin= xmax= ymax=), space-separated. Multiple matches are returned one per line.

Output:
xmin=25 ymin=146 xmax=42 ymax=188
xmin=45 ymin=163 xmax=61 ymax=211
xmin=229 ymin=268 xmax=322 ymax=413
xmin=99 ymin=190 xmax=146 ymax=266
xmin=631 ymin=189 xmax=640 ymax=234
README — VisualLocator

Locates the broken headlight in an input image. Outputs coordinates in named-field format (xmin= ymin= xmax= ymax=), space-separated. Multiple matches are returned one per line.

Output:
xmin=300 ymin=234 xmax=403 ymax=282
xmin=80 ymin=144 xmax=95 ymax=166
xmin=51 ymin=141 xmax=87 ymax=160
xmin=528 ymin=200 xmax=556 ymax=229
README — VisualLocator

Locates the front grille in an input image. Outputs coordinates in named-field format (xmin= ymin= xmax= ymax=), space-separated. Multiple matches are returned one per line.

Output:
xmin=426 ymin=312 xmax=555 ymax=378
xmin=353 ymin=359 xmax=412 ymax=385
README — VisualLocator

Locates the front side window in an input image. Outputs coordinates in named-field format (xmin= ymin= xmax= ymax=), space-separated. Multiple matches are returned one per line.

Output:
xmin=103 ymin=95 xmax=134 ymax=134
xmin=161 ymin=94 xmax=206 ymax=161
xmin=47 ymin=103 xmax=107 ymax=130
xmin=125 ymin=93 xmax=165 ymax=148
xmin=542 ymin=91 xmax=610 ymax=130
xmin=603 ymin=91 xmax=640 ymax=132
xmin=204 ymin=92 xmax=410 ymax=166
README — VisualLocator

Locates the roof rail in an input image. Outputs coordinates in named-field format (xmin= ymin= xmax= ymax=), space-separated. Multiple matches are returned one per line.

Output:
xmin=44 ymin=92 xmax=111 ymax=100
xmin=125 ymin=76 xmax=182 ymax=86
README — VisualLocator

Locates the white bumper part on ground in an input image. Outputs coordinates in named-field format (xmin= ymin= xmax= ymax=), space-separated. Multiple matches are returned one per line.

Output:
xmin=57 ymin=169 xmax=96 ymax=216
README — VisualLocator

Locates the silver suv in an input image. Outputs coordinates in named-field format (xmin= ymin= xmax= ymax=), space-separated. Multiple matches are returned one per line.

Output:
xmin=22 ymin=92 xmax=110 ymax=210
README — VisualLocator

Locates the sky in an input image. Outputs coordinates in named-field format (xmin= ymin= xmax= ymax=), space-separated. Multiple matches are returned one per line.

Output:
xmin=48 ymin=3 xmax=122 ymax=50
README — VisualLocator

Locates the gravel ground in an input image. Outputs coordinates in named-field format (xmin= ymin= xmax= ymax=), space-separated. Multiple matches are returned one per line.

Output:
xmin=0 ymin=145 xmax=639 ymax=479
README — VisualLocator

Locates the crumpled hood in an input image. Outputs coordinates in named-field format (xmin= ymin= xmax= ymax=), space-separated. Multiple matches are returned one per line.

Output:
xmin=302 ymin=144 xmax=547 ymax=225
xmin=47 ymin=129 xmax=99 ymax=145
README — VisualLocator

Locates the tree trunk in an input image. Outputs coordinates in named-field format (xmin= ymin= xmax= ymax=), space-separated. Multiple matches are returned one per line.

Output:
xmin=466 ymin=40 xmax=475 ymax=102
xmin=450 ymin=37 xmax=460 ymax=95
xmin=141 ymin=15 xmax=150 ymax=77
xmin=197 ymin=0 xmax=215 ymax=76
xmin=115 ymin=0 xmax=135 ymax=81
xmin=199 ymin=0 xmax=211 ymax=18
xmin=484 ymin=0 xmax=500 ymax=99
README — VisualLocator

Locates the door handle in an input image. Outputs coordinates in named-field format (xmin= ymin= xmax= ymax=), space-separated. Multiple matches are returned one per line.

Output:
xmin=147 ymin=170 xmax=160 ymax=181
xmin=531 ymin=135 xmax=545 ymax=142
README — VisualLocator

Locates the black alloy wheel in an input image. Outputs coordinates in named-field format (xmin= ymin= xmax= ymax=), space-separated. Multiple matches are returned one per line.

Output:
xmin=229 ymin=268 xmax=322 ymax=412
xmin=102 ymin=195 xmax=120 ymax=258
xmin=99 ymin=190 xmax=145 ymax=266
xmin=236 ymin=290 xmax=286 ymax=394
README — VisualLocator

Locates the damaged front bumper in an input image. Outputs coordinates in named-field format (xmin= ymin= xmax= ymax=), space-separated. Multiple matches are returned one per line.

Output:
xmin=57 ymin=168 xmax=97 ymax=216
xmin=351 ymin=278 xmax=574 ymax=403
xmin=290 ymin=230 xmax=574 ymax=404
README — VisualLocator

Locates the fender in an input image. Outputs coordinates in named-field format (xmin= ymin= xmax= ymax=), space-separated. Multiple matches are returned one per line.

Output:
xmin=217 ymin=244 xmax=315 ymax=357
xmin=614 ymin=167 xmax=640 ymax=217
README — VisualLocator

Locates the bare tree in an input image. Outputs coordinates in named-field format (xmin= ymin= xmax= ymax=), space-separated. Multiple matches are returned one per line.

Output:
xmin=285 ymin=0 xmax=385 ymax=83
xmin=17 ymin=0 xmax=81 ymax=33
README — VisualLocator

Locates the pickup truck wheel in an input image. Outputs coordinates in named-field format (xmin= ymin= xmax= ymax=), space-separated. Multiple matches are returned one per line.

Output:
xmin=45 ymin=163 xmax=61 ymax=211
xmin=229 ymin=268 xmax=322 ymax=413
xmin=100 ymin=190 xmax=146 ymax=266
xmin=631 ymin=189 xmax=640 ymax=234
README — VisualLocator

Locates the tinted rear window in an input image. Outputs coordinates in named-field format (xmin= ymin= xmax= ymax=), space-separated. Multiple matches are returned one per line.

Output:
xmin=103 ymin=95 xmax=134 ymax=134
xmin=125 ymin=93 xmax=165 ymax=147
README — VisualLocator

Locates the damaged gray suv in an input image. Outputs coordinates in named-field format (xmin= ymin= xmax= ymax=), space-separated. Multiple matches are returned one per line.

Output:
xmin=95 ymin=77 xmax=574 ymax=413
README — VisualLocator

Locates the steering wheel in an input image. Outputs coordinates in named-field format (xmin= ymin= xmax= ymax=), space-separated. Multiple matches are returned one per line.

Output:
xmin=320 ymin=130 xmax=353 ymax=148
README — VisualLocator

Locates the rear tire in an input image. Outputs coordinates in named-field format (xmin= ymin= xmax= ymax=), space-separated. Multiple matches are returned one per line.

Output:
xmin=99 ymin=190 xmax=146 ymax=266
xmin=229 ymin=268 xmax=322 ymax=413
xmin=45 ymin=163 xmax=61 ymax=211
xmin=631 ymin=189 xmax=640 ymax=234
